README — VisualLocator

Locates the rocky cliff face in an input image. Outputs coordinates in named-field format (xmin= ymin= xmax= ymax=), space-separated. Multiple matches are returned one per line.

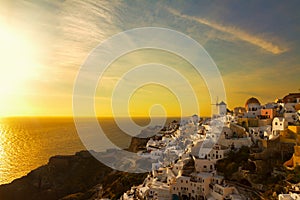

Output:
xmin=0 ymin=137 xmax=149 ymax=200
xmin=127 ymin=137 xmax=149 ymax=153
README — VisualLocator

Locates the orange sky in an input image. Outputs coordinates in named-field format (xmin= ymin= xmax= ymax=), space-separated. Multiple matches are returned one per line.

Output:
xmin=0 ymin=1 xmax=299 ymax=117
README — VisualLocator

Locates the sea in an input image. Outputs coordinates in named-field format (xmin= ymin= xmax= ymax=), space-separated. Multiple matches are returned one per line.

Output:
xmin=0 ymin=117 xmax=180 ymax=185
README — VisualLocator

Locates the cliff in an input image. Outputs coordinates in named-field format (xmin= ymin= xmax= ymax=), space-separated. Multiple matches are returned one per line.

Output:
xmin=0 ymin=137 xmax=149 ymax=200
xmin=127 ymin=137 xmax=149 ymax=153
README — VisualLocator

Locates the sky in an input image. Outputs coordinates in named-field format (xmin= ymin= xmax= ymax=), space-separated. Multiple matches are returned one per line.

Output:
xmin=0 ymin=0 xmax=299 ymax=117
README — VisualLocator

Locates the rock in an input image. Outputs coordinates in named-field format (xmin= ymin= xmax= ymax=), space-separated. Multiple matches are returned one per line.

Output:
xmin=49 ymin=156 xmax=70 ymax=170
xmin=0 ymin=135 xmax=150 ymax=200
xmin=127 ymin=137 xmax=149 ymax=152
xmin=60 ymin=192 xmax=85 ymax=200
xmin=0 ymin=146 xmax=148 ymax=200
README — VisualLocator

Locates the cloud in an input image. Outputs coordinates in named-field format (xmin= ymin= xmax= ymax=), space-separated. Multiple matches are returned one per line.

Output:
xmin=166 ymin=7 xmax=287 ymax=55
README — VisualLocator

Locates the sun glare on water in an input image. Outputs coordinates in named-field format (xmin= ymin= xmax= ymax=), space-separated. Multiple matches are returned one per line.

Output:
xmin=0 ymin=23 xmax=39 ymax=116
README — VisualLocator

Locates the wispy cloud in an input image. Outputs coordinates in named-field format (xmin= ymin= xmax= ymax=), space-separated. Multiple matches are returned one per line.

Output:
xmin=166 ymin=7 xmax=287 ymax=55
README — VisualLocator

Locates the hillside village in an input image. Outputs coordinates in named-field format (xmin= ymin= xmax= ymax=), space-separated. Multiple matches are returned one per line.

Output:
xmin=121 ymin=93 xmax=300 ymax=200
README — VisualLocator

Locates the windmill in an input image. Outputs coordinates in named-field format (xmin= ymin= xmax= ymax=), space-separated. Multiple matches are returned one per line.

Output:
xmin=211 ymin=97 xmax=219 ymax=115
xmin=211 ymin=97 xmax=227 ymax=116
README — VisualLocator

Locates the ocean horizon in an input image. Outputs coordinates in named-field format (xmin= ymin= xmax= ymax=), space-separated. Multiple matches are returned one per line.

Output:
xmin=0 ymin=116 xmax=184 ymax=185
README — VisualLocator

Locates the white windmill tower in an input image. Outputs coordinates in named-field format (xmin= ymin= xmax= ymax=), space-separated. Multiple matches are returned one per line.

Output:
xmin=211 ymin=97 xmax=227 ymax=116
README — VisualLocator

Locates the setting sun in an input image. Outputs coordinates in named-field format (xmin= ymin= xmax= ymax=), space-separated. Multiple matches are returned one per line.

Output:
xmin=0 ymin=23 xmax=38 ymax=115
xmin=0 ymin=24 xmax=37 ymax=92
xmin=0 ymin=1 xmax=300 ymax=199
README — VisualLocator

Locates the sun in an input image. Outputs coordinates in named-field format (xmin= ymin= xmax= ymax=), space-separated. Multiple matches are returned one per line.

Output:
xmin=0 ymin=23 xmax=38 ymax=116
xmin=0 ymin=24 xmax=38 ymax=92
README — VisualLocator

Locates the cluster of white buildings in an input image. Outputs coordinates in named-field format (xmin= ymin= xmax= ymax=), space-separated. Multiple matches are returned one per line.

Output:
xmin=122 ymin=114 xmax=245 ymax=199
xmin=278 ymin=193 xmax=300 ymax=200
xmin=233 ymin=94 xmax=300 ymax=143
xmin=121 ymin=93 xmax=300 ymax=200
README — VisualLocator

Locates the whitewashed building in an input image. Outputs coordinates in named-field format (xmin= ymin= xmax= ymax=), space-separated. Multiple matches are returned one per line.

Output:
xmin=218 ymin=101 xmax=227 ymax=116
xmin=148 ymin=180 xmax=171 ymax=200
xmin=272 ymin=117 xmax=288 ymax=136
xmin=194 ymin=158 xmax=215 ymax=173
xmin=244 ymin=97 xmax=261 ymax=118
xmin=171 ymin=172 xmax=213 ymax=199
xmin=278 ymin=193 xmax=300 ymax=200
xmin=210 ymin=183 xmax=241 ymax=200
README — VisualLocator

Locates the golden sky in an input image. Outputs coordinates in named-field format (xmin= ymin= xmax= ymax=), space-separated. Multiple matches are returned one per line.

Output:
xmin=0 ymin=0 xmax=299 ymax=117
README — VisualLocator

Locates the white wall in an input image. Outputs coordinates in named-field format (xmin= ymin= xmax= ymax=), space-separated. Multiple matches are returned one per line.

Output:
xmin=272 ymin=117 xmax=287 ymax=131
